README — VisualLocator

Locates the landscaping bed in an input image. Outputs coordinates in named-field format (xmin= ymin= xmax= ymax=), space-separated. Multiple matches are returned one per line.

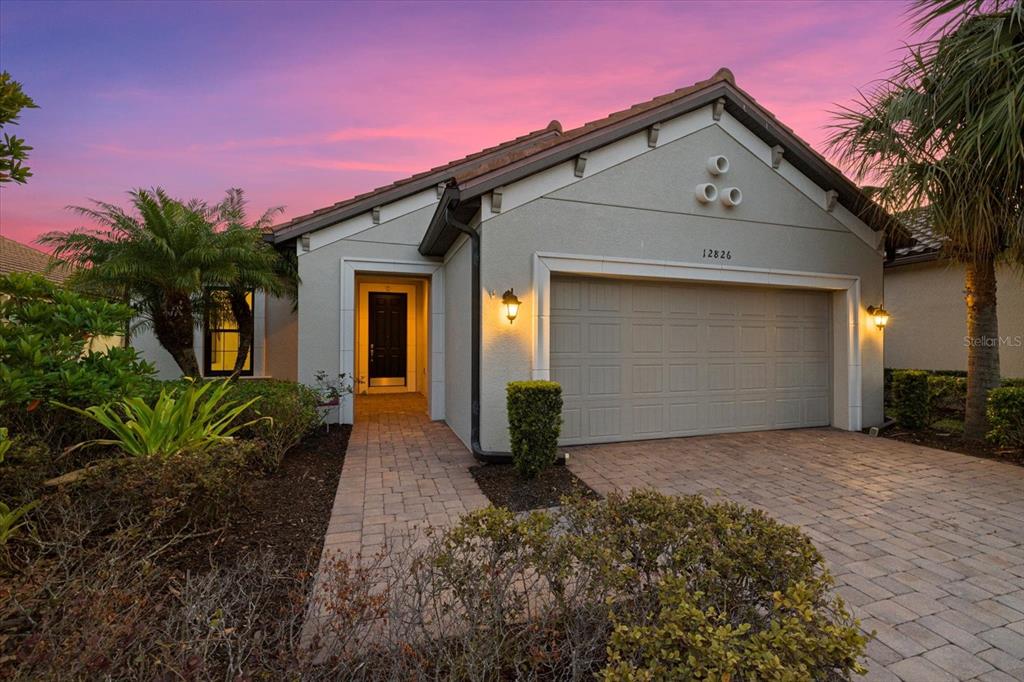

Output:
xmin=175 ymin=423 xmax=350 ymax=571
xmin=883 ymin=424 xmax=1022 ymax=465
xmin=471 ymin=462 xmax=599 ymax=512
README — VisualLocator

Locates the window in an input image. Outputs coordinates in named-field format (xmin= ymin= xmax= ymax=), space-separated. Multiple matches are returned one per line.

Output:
xmin=204 ymin=289 xmax=253 ymax=376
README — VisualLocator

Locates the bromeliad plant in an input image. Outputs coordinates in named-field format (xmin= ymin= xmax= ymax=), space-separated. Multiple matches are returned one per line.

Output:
xmin=60 ymin=379 xmax=267 ymax=459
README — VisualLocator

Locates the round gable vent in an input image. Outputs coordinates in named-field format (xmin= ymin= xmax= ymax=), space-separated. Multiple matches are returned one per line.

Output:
xmin=695 ymin=183 xmax=718 ymax=204
xmin=721 ymin=187 xmax=743 ymax=207
xmin=707 ymin=155 xmax=730 ymax=175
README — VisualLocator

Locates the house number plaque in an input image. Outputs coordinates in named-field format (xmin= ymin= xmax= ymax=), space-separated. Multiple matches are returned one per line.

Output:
xmin=702 ymin=249 xmax=732 ymax=260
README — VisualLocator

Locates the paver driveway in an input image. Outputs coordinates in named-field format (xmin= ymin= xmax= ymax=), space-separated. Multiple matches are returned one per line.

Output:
xmin=568 ymin=429 xmax=1024 ymax=682
xmin=320 ymin=397 xmax=1024 ymax=681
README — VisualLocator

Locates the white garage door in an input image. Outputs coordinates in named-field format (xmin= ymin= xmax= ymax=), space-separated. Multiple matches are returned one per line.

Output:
xmin=550 ymin=276 xmax=831 ymax=445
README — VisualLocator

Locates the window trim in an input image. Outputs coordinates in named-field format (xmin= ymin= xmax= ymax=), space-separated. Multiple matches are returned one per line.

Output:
xmin=203 ymin=288 xmax=255 ymax=377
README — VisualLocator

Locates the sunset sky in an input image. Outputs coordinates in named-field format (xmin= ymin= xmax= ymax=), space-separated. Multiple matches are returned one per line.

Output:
xmin=1 ymin=0 xmax=917 ymax=248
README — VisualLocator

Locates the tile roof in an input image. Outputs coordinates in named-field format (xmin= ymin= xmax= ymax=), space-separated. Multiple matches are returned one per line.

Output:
xmin=451 ymin=69 xmax=737 ymax=187
xmin=892 ymin=207 xmax=943 ymax=262
xmin=271 ymin=120 xmax=563 ymax=235
xmin=275 ymin=67 xmax=891 ymax=244
xmin=0 ymin=235 xmax=74 ymax=284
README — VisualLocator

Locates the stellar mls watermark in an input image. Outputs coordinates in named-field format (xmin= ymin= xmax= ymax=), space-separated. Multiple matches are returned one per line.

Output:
xmin=963 ymin=335 xmax=1023 ymax=348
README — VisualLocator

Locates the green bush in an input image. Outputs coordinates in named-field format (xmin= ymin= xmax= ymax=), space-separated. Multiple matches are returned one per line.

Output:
xmin=987 ymin=387 xmax=1024 ymax=449
xmin=0 ymin=273 xmax=155 ymax=447
xmin=315 ymin=490 xmax=865 ymax=679
xmin=891 ymin=370 xmax=931 ymax=429
xmin=224 ymin=379 xmax=322 ymax=470
xmin=928 ymin=374 xmax=967 ymax=422
xmin=61 ymin=379 xmax=264 ymax=458
xmin=506 ymin=380 xmax=562 ymax=479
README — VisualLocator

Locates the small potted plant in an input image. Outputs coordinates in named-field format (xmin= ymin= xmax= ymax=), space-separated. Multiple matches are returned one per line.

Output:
xmin=314 ymin=370 xmax=354 ymax=428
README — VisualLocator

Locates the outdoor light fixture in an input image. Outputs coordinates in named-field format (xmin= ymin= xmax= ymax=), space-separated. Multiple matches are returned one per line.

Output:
xmin=502 ymin=288 xmax=521 ymax=324
xmin=867 ymin=305 xmax=890 ymax=330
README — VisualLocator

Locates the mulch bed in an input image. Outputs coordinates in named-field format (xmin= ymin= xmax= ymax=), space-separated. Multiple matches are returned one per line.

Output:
xmin=883 ymin=425 xmax=1022 ymax=466
xmin=471 ymin=463 xmax=600 ymax=512
xmin=176 ymin=424 xmax=351 ymax=571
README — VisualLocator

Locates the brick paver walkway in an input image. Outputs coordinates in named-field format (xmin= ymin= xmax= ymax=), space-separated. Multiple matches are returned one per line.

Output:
xmin=320 ymin=393 xmax=487 ymax=559
xmin=567 ymin=429 xmax=1024 ymax=682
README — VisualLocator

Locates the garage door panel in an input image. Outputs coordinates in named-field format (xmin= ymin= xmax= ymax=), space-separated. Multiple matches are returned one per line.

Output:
xmin=553 ymin=276 xmax=831 ymax=445
xmin=587 ymin=323 xmax=621 ymax=353
xmin=632 ymin=364 xmax=664 ymax=393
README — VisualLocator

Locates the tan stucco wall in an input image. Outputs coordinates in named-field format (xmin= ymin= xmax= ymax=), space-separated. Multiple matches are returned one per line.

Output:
xmin=885 ymin=261 xmax=1024 ymax=378
xmin=477 ymin=124 xmax=885 ymax=450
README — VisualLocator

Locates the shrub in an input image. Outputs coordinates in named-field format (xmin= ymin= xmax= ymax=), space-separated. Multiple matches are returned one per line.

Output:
xmin=891 ymin=370 xmax=930 ymax=429
xmin=928 ymin=374 xmax=967 ymax=422
xmin=83 ymin=440 xmax=254 ymax=529
xmin=507 ymin=380 xmax=562 ymax=479
xmin=225 ymin=379 xmax=322 ymax=470
xmin=0 ymin=273 xmax=154 ymax=447
xmin=61 ymin=379 xmax=265 ymax=458
xmin=987 ymin=387 xmax=1024 ymax=449
xmin=307 ymin=490 xmax=866 ymax=680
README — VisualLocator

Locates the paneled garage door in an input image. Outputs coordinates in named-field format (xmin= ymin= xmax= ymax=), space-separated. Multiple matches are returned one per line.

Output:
xmin=550 ymin=276 xmax=831 ymax=445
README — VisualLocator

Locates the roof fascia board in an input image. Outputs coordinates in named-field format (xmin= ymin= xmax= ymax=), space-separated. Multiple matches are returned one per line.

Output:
xmin=886 ymin=252 xmax=942 ymax=267
xmin=419 ymin=185 xmax=460 ymax=255
xmin=720 ymin=87 xmax=891 ymax=233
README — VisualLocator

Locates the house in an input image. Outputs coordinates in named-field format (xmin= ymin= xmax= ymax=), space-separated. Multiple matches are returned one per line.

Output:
xmin=0 ymin=234 xmax=74 ymax=284
xmin=883 ymin=208 xmax=1024 ymax=377
xmin=1 ymin=234 xmax=121 ymax=353
xmin=140 ymin=68 xmax=892 ymax=455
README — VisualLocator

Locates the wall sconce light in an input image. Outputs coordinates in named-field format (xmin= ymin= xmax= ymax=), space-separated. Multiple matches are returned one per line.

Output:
xmin=502 ymin=288 xmax=521 ymax=324
xmin=867 ymin=305 xmax=889 ymax=330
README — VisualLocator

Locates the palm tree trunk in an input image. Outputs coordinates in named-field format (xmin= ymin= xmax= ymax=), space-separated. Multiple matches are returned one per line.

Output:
xmin=228 ymin=290 xmax=254 ymax=379
xmin=964 ymin=256 xmax=1000 ymax=440
xmin=152 ymin=294 xmax=201 ymax=377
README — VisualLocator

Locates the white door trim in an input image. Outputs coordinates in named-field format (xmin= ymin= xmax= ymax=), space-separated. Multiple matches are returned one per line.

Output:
xmin=531 ymin=252 xmax=863 ymax=431
xmin=340 ymin=258 xmax=444 ymax=423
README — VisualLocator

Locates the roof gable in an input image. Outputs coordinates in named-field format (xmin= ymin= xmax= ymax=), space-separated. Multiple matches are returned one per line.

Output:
xmin=420 ymin=70 xmax=892 ymax=256
xmin=270 ymin=68 xmax=892 ymax=252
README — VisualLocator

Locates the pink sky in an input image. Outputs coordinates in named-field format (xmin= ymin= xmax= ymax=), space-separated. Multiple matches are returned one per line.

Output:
xmin=0 ymin=1 xmax=916 ymax=248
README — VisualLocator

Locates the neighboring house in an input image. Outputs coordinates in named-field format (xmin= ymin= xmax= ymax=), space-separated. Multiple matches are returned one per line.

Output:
xmin=884 ymin=208 xmax=1024 ymax=377
xmin=0 ymin=234 xmax=121 ymax=353
xmin=0 ymin=234 xmax=74 ymax=284
xmin=253 ymin=67 xmax=890 ymax=455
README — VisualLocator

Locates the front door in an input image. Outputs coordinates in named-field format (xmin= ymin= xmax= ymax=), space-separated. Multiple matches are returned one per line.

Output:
xmin=368 ymin=292 xmax=407 ymax=387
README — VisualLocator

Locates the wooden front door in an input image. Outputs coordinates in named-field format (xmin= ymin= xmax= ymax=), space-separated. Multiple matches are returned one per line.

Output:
xmin=368 ymin=292 xmax=407 ymax=386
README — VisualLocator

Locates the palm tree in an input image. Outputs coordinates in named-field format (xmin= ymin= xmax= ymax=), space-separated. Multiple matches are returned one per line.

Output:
xmin=40 ymin=188 xmax=295 ymax=379
xmin=829 ymin=0 xmax=1023 ymax=439
xmin=40 ymin=189 xmax=238 ymax=376
xmin=209 ymin=189 xmax=297 ymax=377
